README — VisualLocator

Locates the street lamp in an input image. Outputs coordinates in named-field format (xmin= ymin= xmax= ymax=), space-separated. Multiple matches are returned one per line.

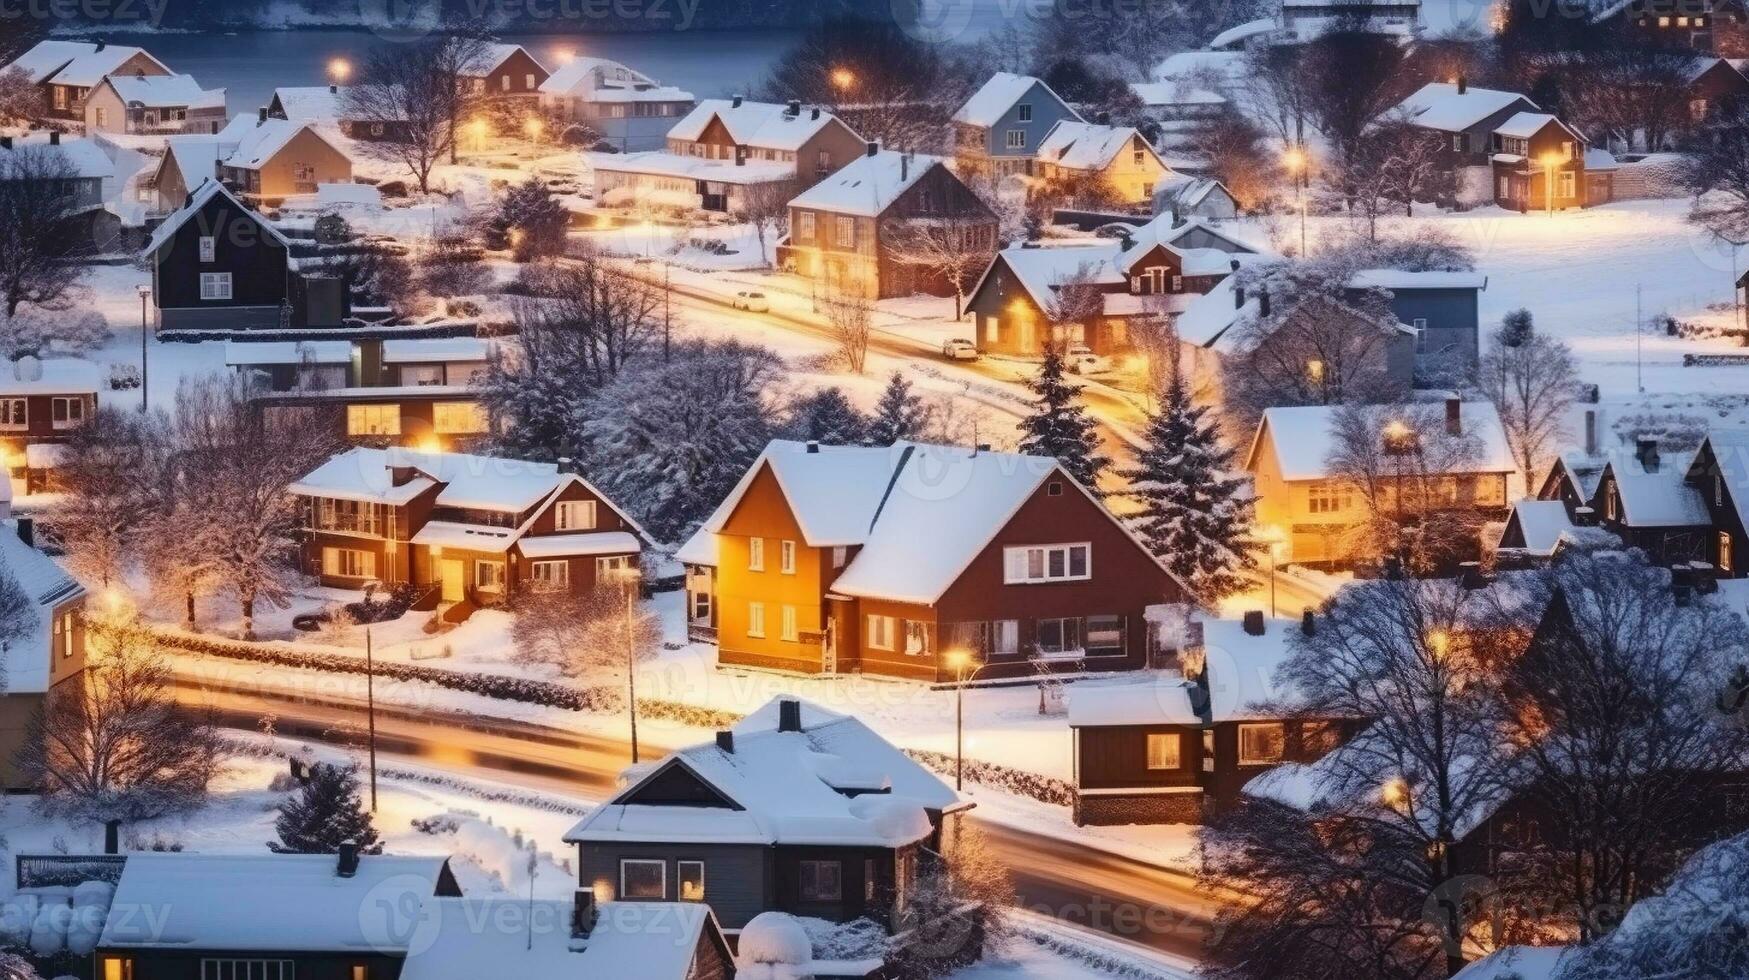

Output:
xmin=613 ymin=564 xmax=644 ymax=763
xmin=524 ymin=116 xmax=544 ymax=144
xmin=135 ymin=284 xmax=150 ymax=412
xmin=1540 ymin=152 xmax=1561 ymax=217
xmin=468 ymin=117 xmax=489 ymax=153
xmin=327 ymin=57 xmax=351 ymax=85
xmin=1258 ymin=526 xmax=1287 ymax=617
xmin=1283 ymin=145 xmax=1309 ymax=257
xmin=361 ymin=579 xmax=381 ymax=812
xmin=552 ymin=46 xmax=576 ymax=65
xmin=944 ymin=647 xmax=993 ymax=792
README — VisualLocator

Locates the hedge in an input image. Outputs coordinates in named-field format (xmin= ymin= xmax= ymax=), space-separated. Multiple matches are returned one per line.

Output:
xmin=903 ymin=748 xmax=1075 ymax=807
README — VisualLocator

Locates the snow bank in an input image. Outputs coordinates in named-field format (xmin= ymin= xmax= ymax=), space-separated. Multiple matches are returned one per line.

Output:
xmin=739 ymin=911 xmax=812 ymax=965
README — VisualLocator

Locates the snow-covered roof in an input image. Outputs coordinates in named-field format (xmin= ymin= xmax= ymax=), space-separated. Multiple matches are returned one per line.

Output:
xmin=100 ymin=852 xmax=452 ymax=952
xmin=387 ymin=447 xmax=565 ymax=513
xmin=1036 ymin=121 xmax=1152 ymax=172
xmin=517 ymin=530 xmax=641 ymax=559
xmin=224 ymin=340 xmax=352 ymax=367
xmin=271 ymin=85 xmax=341 ymax=120
xmin=787 ymin=149 xmax=940 ymax=218
xmin=1067 ymin=677 xmax=1199 ymax=727
xmin=1152 ymin=50 xmax=1247 ymax=85
xmin=289 ymin=447 xmax=439 ymax=505
xmin=1695 ymin=431 xmax=1749 ymax=534
xmin=410 ymin=519 xmax=518 ymax=553
xmin=400 ymin=898 xmax=717 ymax=980
xmin=699 ymin=440 xmax=902 ymax=548
xmin=26 ymin=43 xmax=169 ymax=88
xmin=1396 ymin=82 xmax=1535 ymax=133
xmin=1494 ymin=111 xmax=1563 ymax=140
xmin=1130 ymin=81 xmax=1228 ymax=107
xmin=145 ymin=179 xmax=292 ymax=259
xmin=221 ymin=116 xmax=344 ymax=170
xmin=1450 ymin=946 xmax=1571 ymax=980
xmin=567 ymin=697 xmax=962 ymax=848
xmin=160 ymin=133 xmax=225 ymax=188
xmin=1156 ymin=174 xmax=1231 ymax=209
xmin=460 ymin=42 xmax=536 ymax=78
xmin=1348 ymin=269 xmax=1488 ymax=291
xmin=1501 ymin=500 xmax=1576 ymax=556
xmin=0 ymin=357 xmax=100 ymax=396
xmin=0 ymin=521 xmax=85 ymax=695
xmin=102 ymin=73 xmax=222 ymax=109
xmin=1068 ymin=616 xmax=1309 ymax=726
xmin=666 ymin=99 xmax=852 ymax=152
xmin=6 ymin=40 xmax=104 ymax=84
xmin=1584 ymin=146 xmax=1618 ymax=171
xmin=538 ymin=57 xmax=691 ymax=104
xmin=381 ymin=338 xmax=493 ymax=364
xmin=1602 ymin=456 xmax=1710 ymax=527
xmin=979 ymin=242 xmax=1125 ymax=313
xmin=1250 ymin=402 xmax=1517 ymax=481
xmin=0 ymin=134 xmax=114 ymax=181
xmin=584 ymin=149 xmax=793 ymax=184
xmin=1211 ymin=17 xmax=1279 ymax=48
xmin=951 ymin=72 xmax=1080 ymax=127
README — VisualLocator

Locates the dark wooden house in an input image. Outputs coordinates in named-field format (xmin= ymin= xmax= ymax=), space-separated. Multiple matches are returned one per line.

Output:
xmin=1683 ymin=432 xmax=1749 ymax=576
xmin=1589 ymin=440 xmax=1713 ymax=566
xmin=459 ymin=43 xmax=549 ymax=99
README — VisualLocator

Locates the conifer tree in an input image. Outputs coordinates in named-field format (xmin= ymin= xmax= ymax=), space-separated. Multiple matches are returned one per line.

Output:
xmin=1017 ymin=345 xmax=1109 ymax=489
xmin=1123 ymin=351 xmax=1257 ymax=604
xmin=867 ymin=371 xmax=930 ymax=445
xmin=794 ymin=387 xmax=869 ymax=445
xmin=269 ymin=763 xmax=380 ymax=854
xmin=489 ymin=177 xmax=568 ymax=261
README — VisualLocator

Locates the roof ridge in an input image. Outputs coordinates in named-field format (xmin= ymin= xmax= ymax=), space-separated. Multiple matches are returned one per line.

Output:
xmin=866 ymin=443 xmax=916 ymax=535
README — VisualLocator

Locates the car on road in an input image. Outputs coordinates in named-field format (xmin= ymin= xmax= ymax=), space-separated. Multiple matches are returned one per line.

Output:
xmin=941 ymin=338 xmax=980 ymax=361
xmin=1066 ymin=344 xmax=1105 ymax=374
xmin=731 ymin=290 xmax=771 ymax=313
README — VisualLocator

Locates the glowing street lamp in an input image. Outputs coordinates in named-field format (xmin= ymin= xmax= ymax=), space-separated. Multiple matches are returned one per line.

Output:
xmin=327 ymin=57 xmax=351 ymax=85
xmin=1540 ymin=152 xmax=1562 ymax=217
xmin=1283 ymin=144 xmax=1309 ymax=256
xmin=468 ymin=117 xmax=489 ymax=152
xmin=944 ymin=647 xmax=994 ymax=791
xmin=552 ymin=45 xmax=576 ymax=65
xmin=523 ymin=116 xmax=544 ymax=144
xmin=831 ymin=67 xmax=856 ymax=92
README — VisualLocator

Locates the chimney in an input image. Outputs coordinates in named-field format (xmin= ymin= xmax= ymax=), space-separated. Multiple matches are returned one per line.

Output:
xmin=329 ymin=84 xmax=338 ymax=94
xmin=731 ymin=94 xmax=743 ymax=108
xmin=48 ymin=131 xmax=59 ymax=146
xmin=1445 ymin=397 xmax=1462 ymax=436
xmin=1583 ymin=408 xmax=1598 ymax=457
xmin=777 ymin=698 xmax=802 ymax=733
xmin=184 ymin=192 xmax=193 ymax=208
xmin=94 ymin=40 xmax=105 ymax=51
xmin=571 ymin=889 xmax=596 ymax=939
xmin=811 ymin=107 xmax=820 ymax=120
xmin=1096 ymin=110 xmax=1111 ymax=125
xmin=1258 ymin=287 xmax=1271 ymax=318
xmin=1300 ymin=609 xmax=1315 ymax=637
xmin=975 ymin=442 xmax=991 ymax=455
xmin=336 ymin=841 xmax=360 ymax=878
xmin=900 ymin=153 xmax=908 ymax=181
xmin=786 ymin=99 xmax=801 ymax=116
xmin=805 ymin=440 xmax=820 ymax=454
xmin=1234 ymin=281 xmax=1246 ymax=309
xmin=15 ymin=517 xmax=34 ymax=549
xmin=865 ymin=140 xmax=879 ymax=157
xmin=257 ymin=107 xmax=268 ymax=125
xmin=1457 ymin=74 xmax=1468 ymax=95
xmin=715 ymin=730 xmax=734 ymax=754
xmin=1637 ymin=437 xmax=1660 ymax=474
xmin=1242 ymin=610 xmax=1265 ymax=636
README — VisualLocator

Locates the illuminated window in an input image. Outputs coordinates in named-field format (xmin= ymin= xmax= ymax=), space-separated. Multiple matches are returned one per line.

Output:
xmin=1146 ymin=733 xmax=1180 ymax=770
xmin=433 ymin=401 xmax=487 ymax=434
xmin=595 ymin=555 xmax=634 ymax=579
xmin=748 ymin=536 xmax=765 ymax=571
xmin=1238 ymin=723 xmax=1286 ymax=765
xmin=530 ymin=560 xmax=569 ymax=591
xmin=555 ymin=500 xmax=597 ymax=530
xmin=867 ymin=614 xmax=895 ymax=650
xmin=798 ymin=211 xmax=815 ymax=240
xmin=835 ymin=216 xmax=854 ymax=248
xmin=1722 ymin=531 xmax=1735 ymax=573
xmin=346 ymin=403 xmax=401 ymax=436
xmin=475 ymin=560 xmax=506 ymax=591
xmin=322 ymin=548 xmax=375 ymax=579
xmin=747 ymin=601 xmax=766 ymax=638
xmin=781 ymin=605 xmax=798 ymax=642
xmin=678 ymin=861 xmax=705 ymax=901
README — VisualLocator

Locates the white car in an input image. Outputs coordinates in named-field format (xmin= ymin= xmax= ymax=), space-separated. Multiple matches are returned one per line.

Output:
xmin=1065 ymin=344 xmax=1105 ymax=374
xmin=731 ymin=291 xmax=770 ymax=313
xmin=941 ymin=338 xmax=980 ymax=361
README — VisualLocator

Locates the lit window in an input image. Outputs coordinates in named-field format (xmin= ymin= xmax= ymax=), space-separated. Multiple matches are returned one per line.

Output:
xmin=747 ymin=601 xmax=766 ymax=638
xmin=1001 ymin=543 xmax=1091 ymax=583
xmin=321 ymin=548 xmax=376 ymax=579
xmin=1722 ymin=531 xmax=1735 ymax=574
xmin=433 ymin=401 xmax=487 ymax=434
xmin=867 ymin=614 xmax=895 ymax=650
xmin=595 ymin=554 xmax=635 ymax=579
xmin=530 ymin=560 xmax=569 ymax=591
xmin=475 ymin=560 xmax=506 ymax=591
xmin=799 ymin=211 xmax=815 ymax=240
xmin=678 ymin=861 xmax=705 ymax=901
xmin=903 ymin=620 xmax=931 ymax=656
xmin=346 ymin=403 xmax=401 ymax=436
xmin=555 ymin=500 xmax=598 ymax=531
xmin=835 ymin=216 xmax=854 ymax=248
xmin=1146 ymin=733 xmax=1180 ymax=770
xmin=1238 ymin=723 xmax=1286 ymax=765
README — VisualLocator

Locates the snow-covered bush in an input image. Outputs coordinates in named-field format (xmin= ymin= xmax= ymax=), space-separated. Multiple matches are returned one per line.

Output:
xmin=28 ymin=902 xmax=66 ymax=957
xmin=739 ymin=911 xmax=812 ymax=978
xmin=0 ymin=310 xmax=110 ymax=357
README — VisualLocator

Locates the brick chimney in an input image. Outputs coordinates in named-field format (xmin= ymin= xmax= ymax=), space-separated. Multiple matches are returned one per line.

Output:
xmin=1300 ymin=609 xmax=1315 ymax=637
xmin=257 ymin=107 xmax=268 ymax=125
xmin=1637 ymin=437 xmax=1660 ymax=474
xmin=1457 ymin=74 xmax=1468 ymax=95
xmin=786 ymin=99 xmax=801 ymax=116
xmin=865 ymin=140 xmax=879 ymax=157
xmin=1445 ymin=397 xmax=1462 ymax=436
xmin=731 ymin=94 xmax=743 ymax=108
xmin=336 ymin=840 xmax=360 ymax=878
xmin=778 ymin=698 xmax=803 ymax=732
xmin=1583 ymin=408 xmax=1598 ymax=457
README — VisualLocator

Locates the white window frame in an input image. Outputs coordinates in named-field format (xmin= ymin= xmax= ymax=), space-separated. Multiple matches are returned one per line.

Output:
xmin=0 ymin=397 xmax=23 ymax=430
xmin=530 ymin=559 xmax=570 ymax=591
xmin=619 ymin=859 xmax=666 ymax=900
xmin=322 ymin=547 xmax=376 ymax=579
xmin=748 ymin=536 xmax=765 ymax=571
xmin=475 ymin=560 xmax=506 ymax=592
xmin=595 ymin=554 xmax=635 ymax=580
xmin=199 ymin=272 xmax=233 ymax=301
xmin=1001 ymin=543 xmax=1092 ymax=584
xmin=1017 ymin=103 xmax=1032 ymax=122
xmin=201 ymin=960 xmax=294 ymax=980
xmin=555 ymin=500 xmax=599 ymax=531
xmin=835 ymin=216 xmax=855 ymax=248
xmin=1146 ymin=732 xmax=1181 ymax=770
xmin=780 ymin=539 xmax=796 ymax=574
xmin=1004 ymin=129 xmax=1025 ymax=149
xmin=50 ymin=396 xmax=84 ymax=430
xmin=867 ymin=614 xmax=896 ymax=651
xmin=198 ymin=235 xmax=215 ymax=262
xmin=747 ymin=601 xmax=766 ymax=638
xmin=1238 ymin=722 xmax=1286 ymax=766
xmin=781 ymin=604 xmax=798 ymax=642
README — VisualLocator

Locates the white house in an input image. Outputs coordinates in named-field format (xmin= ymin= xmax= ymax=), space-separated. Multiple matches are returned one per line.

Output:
xmin=538 ymin=56 xmax=695 ymax=151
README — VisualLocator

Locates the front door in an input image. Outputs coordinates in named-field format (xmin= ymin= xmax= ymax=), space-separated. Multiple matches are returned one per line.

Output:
xmin=440 ymin=559 xmax=465 ymax=602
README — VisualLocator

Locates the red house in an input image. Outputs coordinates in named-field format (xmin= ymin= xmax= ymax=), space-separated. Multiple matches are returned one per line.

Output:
xmin=0 ymin=357 xmax=99 ymax=491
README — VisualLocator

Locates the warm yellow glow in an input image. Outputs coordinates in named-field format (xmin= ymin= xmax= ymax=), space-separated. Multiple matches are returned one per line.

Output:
xmin=508 ymin=228 xmax=525 ymax=248
xmin=523 ymin=116 xmax=544 ymax=140
xmin=1382 ymin=777 xmax=1410 ymax=811
xmin=415 ymin=435 xmax=444 ymax=453
xmin=468 ymin=118 xmax=489 ymax=146
xmin=1283 ymin=146 xmax=1307 ymax=172
xmin=1306 ymin=358 xmax=1325 ymax=382
xmin=327 ymin=57 xmax=351 ymax=83
xmin=553 ymin=46 xmax=576 ymax=64
xmin=1541 ymin=153 xmax=1562 ymax=169
xmin=1428 ymin=630 xmax=1450 ymax=661
xmin=1384 ymin=420 xmax=1412 ymax=440
xmin=945 ymin=648 xmax=971 ymax=672
xmin=831 ymin=67 xmax=856 ymax=90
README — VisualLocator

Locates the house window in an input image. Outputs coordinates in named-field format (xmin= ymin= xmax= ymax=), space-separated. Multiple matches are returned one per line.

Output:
xmin=781 ymin=605 xmax=798 ymax=642
xmin=1238 ymin=723 xmax=1286 ymax=765
xmin=1559 ymin=171 xmax=1576 ymax=198
xmin=1005 ymin=129 xmax=1025 ymax=149
xmin=780 ymin=539 xmax=796 ymax=574
xmin=1301 ymin=720 xmax=1341 ymax=757
xmin=1036 ymin=617 xmax=1081 ymax=658
xmin=50 ymin=397 xmax=84 ymax=429
xmin=748 ymin=601 xmax=767 ymax=638
xmin=524 ymin=72 xmax=535 ymax=89
xmin=835 ymin=216 xmax=855 ymax=248
xmin=0 ymin=398 xmax=23 ymax=429
xmin=53 ymin=87 xmax=66 ymax=109
xmin=800 ymin=860 xmax=843 ymax=902
xmin=799 ymin=211 xmax=815 ymax=241
xmin=867 ymin=614 xmax=896 ymax=651
xmin=690 ymin=587 xmax=712 ymax=622
xmin=346 ymin=404 xmax=402 ymax=436
xmin=678 ymin=860 xmax=705 ymax=901
xmin=748 ymin=536 xmax=765 ymax=571
xmin=620 ymin=859 xmax=666 ymax=900
xmin=903 ymin=620 xmax=931 ymax=656
xmin=322 ymin=548 xmax=376 ymax=579
xmin=1605 ymin=480 xmax=1618 ymax=521
xmin=200 ymin=961 xmax=294 ymax=980
xmin=1002 ymin=543 xmax=1091 ymax=584
xmin=1716 ymin=473 xmax=1726 ymax=507
xmin=1307 ymin=484 xmax=1352 ymax=514
xmin=1017 ymin=103 xmax=1032 ymax=122
xmin=1498 ymin=175 xmax=1511 ymax=200
xmin=102 ymin=958 xmax=133 ymax=980
xmin=530 ymin=560 xmax=569 ymax=591
xmin=433 ymin=401 xmax=487 ymax=434
xmin=973 ymin=619 xmax=1019 ymax=657
xmin=831 ymin=545 xmax=848 ymax=568
xmin=1146 ymin=732 xmax=1181 ymax=770
xmin=1722 ymin=531 xmax=1735 ymax=573
xmin=475 ymin=561 xmax=506 ymax=591
xmin=864 ymin=857 xmax=878 ymax=902
xmin=198 ymin=235 xmax=215 ymax=262
xmin=351 ymin=967 xmax=368 ymax=980
xmin=199 ymin=272 xmax=233 ymax=300
xmin=1085 ymin=614 xmax=1124 ymax=655
xmin=555 ymin=500 xmax=598 ymax=531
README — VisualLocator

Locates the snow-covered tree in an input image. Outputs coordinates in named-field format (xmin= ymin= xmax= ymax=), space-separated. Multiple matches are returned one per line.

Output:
xmin=867 ymin=371 xmax=930 ymax=446
xmin=1017 ymin=345 xmax=1108 ymax=491
xmin=511 ymin=585 xmax=662 ymax=681
xmin=821 ymin=287 xmax=873 ymax=375
xmin=488 ymin=177 xmax=568 ymax=262
xmin=269 ymin=762 xmax=380 ymax=854
xmin=345 ymin=29 xmax=493 ymax=191
xmin=791 ymin=387 xmax=869 ymax=445
xmin=0 ymin=144 xmax=92 ymax=317
xmin=21 ymin=621 xmax=222 ymax=852
xmin=732 ymin=180 xmax=792 ymax=268
xmin=54 ymin=407 xmax=170 ymax=588
xmin=1479 ymin=313 xmax=1578 ymax=484
xmin=0 ymin=309 xmax=109 ymax=357
xmin=0 ymin=564 xmax=32 ymax=652
xmin=1121 ymin=355 xmax=1254 ymax=604
xmin=0 ymin=65 xmax=43 ymax=125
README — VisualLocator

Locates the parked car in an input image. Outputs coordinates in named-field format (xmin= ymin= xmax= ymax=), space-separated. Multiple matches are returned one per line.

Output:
xmin=1066 ymin=344 xmax=1105 ymax=374
xmin=732 ymin=291 xmax=770 ymax=313
xmin=941 ymin=338 xmax=980 ymax=361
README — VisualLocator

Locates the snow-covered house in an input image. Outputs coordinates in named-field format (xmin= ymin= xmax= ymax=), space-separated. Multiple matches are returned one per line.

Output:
xmin=1277 ymin=0 xmax=1422 ymax=41
xmin=777 ymin=145 xmax=998 ymax=301
xmin=458 ymin=42 xmax=549 ymax=99
xmin=537 ymin=56 xmax=695 ymax=151
xmin=1068 ymin=612 xmax=1361 ymax=825
xmin=1395 ymin=80 xmax=1542 ymax=206
xmin=1490 ymin=111 xmax=1615 ymax=212
xmin=1243 ymin=398 xmax=1517 ymax=568
xmin=4 ymin=40 xmax=172 ymax=122
xmin=81 ymin=73 xmax=225 ymax=135
xmin=1033 ymin=120 xmax=1172 ymax=207
xmin=586 ymin=97 xmax=864 ymax=213
xmin=951 ymin=72 xmax=1082 ymax=178
xmin=96 ymin=850 xmax=461 ymax=980
xmin=0 ymin=131 xmax=119 ymax=250
xmin=266 ymin=84 xmax=411 ymax=143
xmin=676 ymin=440 xmax=1186 ymax=681
xmin=1683 ymin=431 xmax=1749 ymax=577
xmin=0 ymin=357 xmax=99 ymax=479
xmin=1595 ymin=0 xmax=1749 ymax=57
xmin=567 ymin=697 xmax=974 ymax=943
xmin=145 ymin=179 xmax=349 ymax=331
xmin=216 ymin=111 xmax=354 ymax=203
xmin=0 ymin=515 xmax=88 ymax=790
xmin=399 ymin=897 xmax=735 ymax=980
xmin=288 ymin=446 xmax=649 ymax=620
xmin=1153 ymin=174 xmax=1240 ymax=220
xmin=1590 ymin=439 xmax=1713 ymax=568
xmin=962 ymin=214 xmax=1264 ymax=355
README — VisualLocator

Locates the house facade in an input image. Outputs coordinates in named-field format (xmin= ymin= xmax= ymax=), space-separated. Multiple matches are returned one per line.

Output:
xmin=1590 ymin=440 xmax=1714 ymax=566
xmin=82 ymin=73 xmax=225 ymax=135
xmin=1491 ymin=113 xmax=1614 ymax=211
xmin=0 ymin=357 xmax=99 ymax=472
xmin=3 ymin=40 xmax=172 ymax=121
xmin=1347 ymin=269 xmax=1489 ymax=375
xmin=779 ymin=146 xmax=999 ymax=301
xmin=1278 ymin=0 xmax=1422 ymax=40
xmin=537 ymin=56 xmax=695 ymax=151
xmin=676 ymin=441 xmax=1186 ymax=682
xmin=267 ymin=85 xmax=413 ymax=143
xmin=1395 ymin=81 xmax=1542 ymax=207
xmin=1684 ymin=432 xmax=1749 ymax=577
xmin=1603 ymin=0 xmax=1749 ymax=56
xmin=0 ymin=132 xmax=119 ymax=252
xmin=0 ymin=512 xmax=88 ymax=790
xmin=459 ymin=43 xmax=549 ymax=99
xmin=289 ymin=447 xmax=648 ymax=621
xmin=218 ymin=113 xmax=354 ymax=203
xmin=1034 ymin=121 xmax=1171 ymax=207
xmin=951 ymin=73 xmax=1083 ymax=177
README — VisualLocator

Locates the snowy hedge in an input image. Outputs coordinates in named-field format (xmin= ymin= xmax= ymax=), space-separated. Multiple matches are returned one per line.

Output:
xmin=902 ymin=749 xmax=1076 ymax=807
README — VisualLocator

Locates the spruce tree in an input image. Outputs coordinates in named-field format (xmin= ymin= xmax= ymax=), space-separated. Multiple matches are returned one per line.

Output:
xmin=1123 ymin=354 xmax=1257 ymax=605
xmin=867 ymin=372 xmax=930 ymax=445
xmin=795 ymin=387 xmax=868 ymax=445
xmin=1018 ymin=345 xmax=1109 ymax=489
xmin=490 ymin=177 xmax=568 ymax=261
xmin=270 ymin=763 xmax=380 ymax=854
xmin=1500 ymin=309 xmax=1534 ymax=348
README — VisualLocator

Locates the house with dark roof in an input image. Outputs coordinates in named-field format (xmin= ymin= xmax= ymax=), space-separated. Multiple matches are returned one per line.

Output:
xmin=267 ymin=84 xmax=412 ymax=143
xmin=1594 ymin=0 xmax=1749 ymax=57
xmin=675 ymin=440 xmax=1186 ymax=681
xmin=400 ymin=896 xmax=735 ymax=980
xmin=1589 ymin=440 xmax=1713 ymax=567
xmin=951 ymin=72 xmax=1082 ymax=178
xmin=0 ymin=512 xmax=88 ymax=789
xmin=1683 ymin=431 xmax=1749 ymax=576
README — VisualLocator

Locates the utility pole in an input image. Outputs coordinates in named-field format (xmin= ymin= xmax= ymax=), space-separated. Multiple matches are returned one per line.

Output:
xmin=136 ymin=285 xmax=150 ymax=411
xmin=624 ymin=570 xmax=640 ymax=763
xmin=1636 ymin=283 xmax=1644 ymax=393
xmin=366 ymin=622 xmax=378 ymax=811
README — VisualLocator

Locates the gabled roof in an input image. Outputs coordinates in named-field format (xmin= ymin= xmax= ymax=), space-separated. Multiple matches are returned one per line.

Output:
xmin=566 ymin=698 xmax=962 ymax=848
xmin=5 ymin=40 xmax=101 ymax=84
xmin=697 ymin=440 xmax=904 ymax=548
xmin=1036 ymin=120 xmax=1155 ymax=172
xmin=158 ymin=133 xmax=226 ymax=189
xmin=29 ymin=42 xmax=169 ymax=88
xmin=1396 ymin=82 xmax=1536 ymax=133
xmin=1690 ymin=431 xmax=1749 ymax=533
xmin=270 ymin=85 xmax=342 ymax=120
xmin=787 ymin=149 xmax=943 ymax=218
xmin=1152 ymin=50 xmax=1247 ymax=85
xmin=100 ymin=72 xmax=223 ymax=109
xmin=0 ymin=134 xmax=114 ymax=181
xmin=0 ymin=521 xmax=86 ymax=694
xmin=1494 ymin=111 xmax=1573 ymax=140
xmin=100 ymin=852 xmax=452 ymax=952
xmin=1247 ymin=401 xmax=1517 ymax=481
xmin=538 ymin=56 xmax=692 ymax=104
xmin=221 ymin=116 xmax=345 ymax=171
xmin=1210 ymin=17 xmax=1279 ymax=48
xmin=1598 ymin=454 xmax=1709 ymax=527
xmin=1348 ymin=269 xmax=1488 ymax=291
xmin=1500 ymin=499 xmax=1578 ymax=556
xmin=460 ymin=42 xmax=538 ymax=77
xmin=1156 ymin=174 xmax=1234 ymax=210
xmin=666 ymin=99 xmax=853 ymax=152
xmin=401 ymin=899 xmax=720 ymax=980
xmin=952 ymin=72 xmax=1081 ymax=127
xmin=145 ymin=179 xmax=292 ymax=259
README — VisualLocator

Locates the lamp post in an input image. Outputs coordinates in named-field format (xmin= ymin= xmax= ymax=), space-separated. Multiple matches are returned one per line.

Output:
xmin=327 ymin=57 xmax=351 ymax=86
xmin=1283 ymin=145 xmax=1308 ymax=257
xmin=524 ymin=116 xmax=544 ymax=146
xmin=1541 ymin=153 xmax=1560 ymax=217
xmin=944 ymin=648 xmax=993 ymax=791
xmin=135 ymin=284 xmax=150 ymax=411
xmin=615 ymin=564 xmax=643 ymax=763
xmin=362 ymin=580 xmax=380 ymax=812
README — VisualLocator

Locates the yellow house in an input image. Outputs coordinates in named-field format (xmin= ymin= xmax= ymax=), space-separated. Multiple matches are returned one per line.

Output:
xmin=1034 ymin=121 xmax=1172 ymax=206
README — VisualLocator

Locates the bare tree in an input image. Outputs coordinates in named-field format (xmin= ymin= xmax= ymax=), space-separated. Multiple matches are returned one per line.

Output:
xmin=1299 ymin=25 xmax=1422 ymax=173
xmin=882 ymin=217 xmax=995 ymax=320
xmin=509 ymin=255 xmax=663 ymax=386
xmin=54 ymin=407 xmax=170 ymax=588
xmin=1682 ymin=100 xmax=1749 ymax=240
xmin=0 ymin=564 xmax=33 ymax=652
xmin=1045 ymin=263 xmax=1109 ymax=352
xmin=821 ymin=286 xmax=874 ymax=374
xmin=732 ymin=180 xmax=795 ymax=268
xmin=511 ymin=584 xmax=662 ymax=681
xmin=1222 ymin=288 xmax=1412 ymax=432
xmin=762 ymin=15 xmax=963 ymax=153
xmin=1477 ymin=316 xmax=1578 ymax=487
xmin=20 ymin=620 xmax=223 ymax=852
xmin=345 ymin=29 xmax=491 ymax=194
xmin=0 ymin=145 xmax=90 ymax=317
xmin=0 ymin=66 xmax=43 ymax=126
xmin=137 ymin=430 xmax=224 ymax=632
xmin=1338 ymin=120 xmax=1458 ymax=238
xmin=1554 ymin=46 xmax=1696 ymax=152
xmin=1239 ymin=44 xmax=1313 ymax=152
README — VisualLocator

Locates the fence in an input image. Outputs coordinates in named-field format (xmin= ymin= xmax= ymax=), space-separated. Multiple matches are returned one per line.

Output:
xmin=16 ymin=854 xmax=127 ymax=890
